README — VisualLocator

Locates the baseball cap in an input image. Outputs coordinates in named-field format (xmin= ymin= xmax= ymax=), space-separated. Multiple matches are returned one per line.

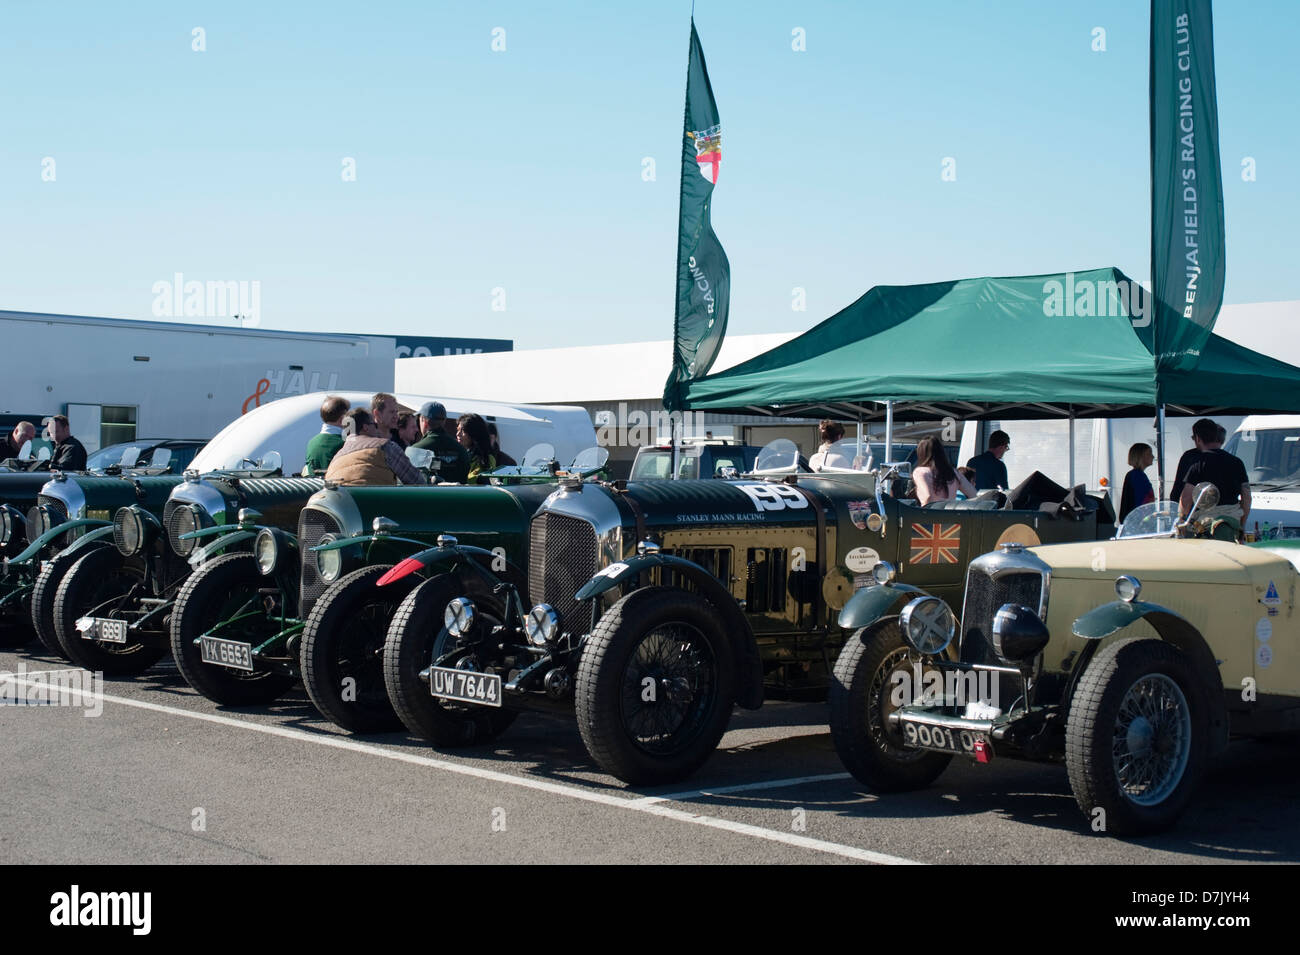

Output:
xmin=418 ymin=401 xmax=447 ymax=422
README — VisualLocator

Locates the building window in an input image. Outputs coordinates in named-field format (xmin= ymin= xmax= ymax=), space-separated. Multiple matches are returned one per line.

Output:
xmin=101 ymin=405 xmax=137 ymax=447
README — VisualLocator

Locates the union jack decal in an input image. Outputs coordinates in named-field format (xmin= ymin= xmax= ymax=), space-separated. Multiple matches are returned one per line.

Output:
xmin=909 ymin=523 xmax=961 ymax=564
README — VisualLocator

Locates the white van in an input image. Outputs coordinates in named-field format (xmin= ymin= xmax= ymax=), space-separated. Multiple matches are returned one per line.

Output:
xmin=959 ymin=415 xmax=1244 ymax=511
xmin=1224 ymin=415 xmax=1300 ymax=539
xmin=191 ymin=391 xmax=596 ymax=477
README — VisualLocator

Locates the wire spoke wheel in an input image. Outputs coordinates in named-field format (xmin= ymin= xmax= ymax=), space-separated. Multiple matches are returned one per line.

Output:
xmin=1110 ymin=673 xmax=1191 ymax=807
xmin=618 ymin=622 xmax=717 ymax=756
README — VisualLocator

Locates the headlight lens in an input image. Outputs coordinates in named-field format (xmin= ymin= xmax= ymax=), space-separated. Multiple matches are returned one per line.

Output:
xmin=871 ymin=560 xmax=897 ymax=586
xmin=444 ymin=597 xmax=476 ymax=637
xmin=899 ymin=596 xmax=956 ymax=655
xmin=114 ymin=508 xmax=143 ymax=557
xmin=171 ymin=505 xmax=199 ymax=556
xmin=255 ymin=529 xmax=278 ymax=576
xmin=316 ymin=534 xmax=342 ymax=583
xmin=1115 ymin=575 xmax=1141 ymax=603
xmin=525 ymin=604 xmax=561 ymax=647
xmin=0 ymin=509 xmax=10 ymax=545
xmin=26 ymin=505 xmax=46 ymax=544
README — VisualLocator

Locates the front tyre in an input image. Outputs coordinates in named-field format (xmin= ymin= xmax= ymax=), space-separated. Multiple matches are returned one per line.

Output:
xmin=54 ymin=547 xmax=165 ymax=675
xmin=301 ymin=565 xmax=416 ymax=733
xmin=383 ymin=573 xmax=517 ymax=747
xmin=31 ymin=544 xmax=108 ymax=658
xmin=828 ymin=622 xmax=952 ymax=792
xmin=171 ymin=552 xmax=295 ymax=705
xmin=576 ymin=587 xmax=735 ymax=786
xmin=1066 ymin=636 xmax=1208 ymax=836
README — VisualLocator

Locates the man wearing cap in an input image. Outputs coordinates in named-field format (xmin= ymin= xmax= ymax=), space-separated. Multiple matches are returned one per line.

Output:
xmin=966 ymin=430 xmax=1010 ymax=491
xmin=413 ymin=401 xmax=470 ymax=483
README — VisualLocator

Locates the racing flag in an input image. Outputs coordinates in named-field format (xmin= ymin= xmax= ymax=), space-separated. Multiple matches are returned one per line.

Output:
xmin=663 ymin=19 xmax=731 ymax=411
xmin=1150 ymin=0 xmax=1226 ymax=374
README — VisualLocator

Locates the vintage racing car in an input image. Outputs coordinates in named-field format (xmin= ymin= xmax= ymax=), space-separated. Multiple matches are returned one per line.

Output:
xmin=826 ymin=484 xmax=1300 ymax=835
xmin=55 ymin=458 xmax=322 ymax=676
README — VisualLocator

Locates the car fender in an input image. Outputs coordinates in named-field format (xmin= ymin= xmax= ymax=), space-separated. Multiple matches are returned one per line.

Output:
xmin=1072 ymin=600 xmax=1229 ymax=757
xmin=189 ymin=529 xmax=257 ymax=567
xmin=8 ymin=518 xmax=112 ymax=564
xmin=376 ymin=542 xmax=517 ymax=589
xmin=837 ymin=582 xmax=926 ymax=631
xmin=576 ymin=553 xmax=763 ymax=711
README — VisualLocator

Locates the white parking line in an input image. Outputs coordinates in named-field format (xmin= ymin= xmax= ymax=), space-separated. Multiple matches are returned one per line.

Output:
xmin=8 ymin=673 xmax=923 ymax=866
xmin=632 ymin=772 xmax=853 ymax=806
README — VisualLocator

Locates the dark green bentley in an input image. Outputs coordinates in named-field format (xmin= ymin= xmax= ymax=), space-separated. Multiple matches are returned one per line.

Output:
xmin=171 ymin=480 xmax=553 ymax=721
xmin=53 ymin=464 xmax=321 ymax=676
xmin=380 ymin=449 xmax=1114 ymax=784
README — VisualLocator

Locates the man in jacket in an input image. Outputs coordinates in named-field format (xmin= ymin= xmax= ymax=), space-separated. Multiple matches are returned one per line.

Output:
xmin=1 ymin=421 xmax=35 ymax=462
xmin=324 ymin=409 xmax=428 ymax=486
xmin=304 ymin=396 xmax=349 ymax=475
xmin=49 ymin=415 xmax=87 ymax=471
xmin=411 ymin=401 xmax=469 ymax=483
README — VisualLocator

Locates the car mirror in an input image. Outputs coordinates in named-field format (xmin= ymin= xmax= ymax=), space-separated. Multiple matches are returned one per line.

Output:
xmin=1190 ymin=481 xmax=1219 ymax=513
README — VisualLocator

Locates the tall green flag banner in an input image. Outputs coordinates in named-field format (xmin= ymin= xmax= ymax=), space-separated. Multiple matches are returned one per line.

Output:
xmin=664 ymin=19 xmax=730 ymax=411
xmin=1150 ymin=0 xmax=1225 ymax=374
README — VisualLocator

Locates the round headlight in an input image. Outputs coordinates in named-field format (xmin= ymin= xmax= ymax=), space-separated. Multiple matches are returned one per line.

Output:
xmin=871 ymin=561 xmax=897 ymax=586
xmin=255 ymin=529 xmax=278 ymax=576
xmin=525 ymin=604 xmax=561 ymax=647
xmin=114 ymin=508 xmax=143 ymax=557
xmin=445 ymin=597 xmax=476 ymax=637
xmin=25 ymin=505 xmax=44 ymax=544
xmin=316 ymin=534 xmax=342 ymax=583
xmin=1115 ymin=575 xmax=1141 ymax=603
xmin=0 ymin=509 xmax=10 ymax=545
xmin=899 ymin=596 xmax=956 ymax=655
xmin=171 ymin=505 xmax=199 ymax=557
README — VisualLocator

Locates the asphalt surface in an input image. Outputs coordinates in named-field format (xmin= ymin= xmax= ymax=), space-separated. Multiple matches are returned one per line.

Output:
xmin=2 ymin=646 xmax=1297 ymax=865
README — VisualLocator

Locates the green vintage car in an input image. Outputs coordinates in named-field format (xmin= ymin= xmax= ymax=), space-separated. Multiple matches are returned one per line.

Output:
xmin=826 ymin=485 xmax=1300 ymax=836
xmin=55 ymin=460 xmax=322 ymax=676
xmin=170 ymin=480 xmax=554 ymax=719
xmin=379 ymin=444 xmax=1114 ymax=784
xmin=7 ymin=472 xmax=184 ymax=658
xmin=0 ymin=444 xmax=201 ymax=644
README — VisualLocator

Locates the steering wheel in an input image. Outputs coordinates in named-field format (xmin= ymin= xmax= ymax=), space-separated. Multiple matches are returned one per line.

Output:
xmin=1250 ymin=466 xmax=1279 ymax=482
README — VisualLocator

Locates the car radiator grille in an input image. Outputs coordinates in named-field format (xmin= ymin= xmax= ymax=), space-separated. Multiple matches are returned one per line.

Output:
xmin=158 ymin=501 xmax=193 ymax=585
xmin=529 ymin=512 xmax=599 ymax=633
xmin=298 ymin=509 xmax=342 ymax=618
xmin=959 ymin=567 xmax=1043 ymax=667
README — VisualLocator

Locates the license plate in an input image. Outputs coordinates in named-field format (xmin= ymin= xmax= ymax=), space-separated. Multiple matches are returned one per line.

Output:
xmin=900 ymin=718 xmax=987 ymax=756
xmin=429 ymin=667 xmax=501 ymax=708
xmin=82 ymin=617 xmax=128 ymax=643
xmin=200 ymin=636 xmax=254 ymax=672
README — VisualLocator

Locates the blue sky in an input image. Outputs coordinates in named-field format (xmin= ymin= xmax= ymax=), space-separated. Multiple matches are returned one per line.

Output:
xmin=1 ymin=0 xmax=1295 ymax=349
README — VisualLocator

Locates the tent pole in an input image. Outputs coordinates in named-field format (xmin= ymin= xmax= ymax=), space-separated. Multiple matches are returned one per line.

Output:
xmin=1068 ymin=407 xmax=1076 ymax=488
xmin=670 ymin=413 xmax=679 ymax=481
xmin=884 ymin=400 xmax=894 ymax=464
xmin=1156 ymin=404 xmax=1167 ymax=499
xmin=856 ymin=414 xmax=864 ymax=467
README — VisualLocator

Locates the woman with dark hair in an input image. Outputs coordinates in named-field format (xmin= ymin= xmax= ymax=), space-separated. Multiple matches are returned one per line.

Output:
xmin=912 ymin=436 xmax=975 ymax=506
xmin=456 ymin=413 xmax=497 ymax=483
xmin=809 ymin=419 xmax=852 ymax=471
